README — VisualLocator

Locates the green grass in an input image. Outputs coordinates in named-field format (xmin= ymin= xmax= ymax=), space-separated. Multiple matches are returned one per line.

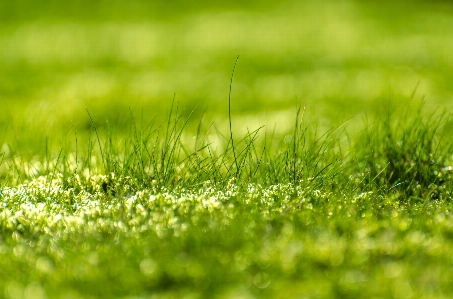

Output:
xmin=2 ymin=99 xmax=453 ymax=299
xmin=3 ymin=0 xmax=453 ymax=298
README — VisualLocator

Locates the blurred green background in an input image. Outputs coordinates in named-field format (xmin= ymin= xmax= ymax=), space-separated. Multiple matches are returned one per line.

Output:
xmin=1 ymin=0 xmax=453 ymax=151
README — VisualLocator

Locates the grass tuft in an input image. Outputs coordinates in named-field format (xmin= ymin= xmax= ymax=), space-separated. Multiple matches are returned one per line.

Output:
xmin=351 ymin=101 xmax=453 ymax=200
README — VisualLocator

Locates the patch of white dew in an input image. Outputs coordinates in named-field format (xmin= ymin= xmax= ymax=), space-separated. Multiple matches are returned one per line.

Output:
xmin=0 ymin=172 xmax=334 ymax=243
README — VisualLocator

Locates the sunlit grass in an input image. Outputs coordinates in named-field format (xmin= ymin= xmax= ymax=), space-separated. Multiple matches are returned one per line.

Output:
xmin=3 ymin=0 xmax=453 ymax=298
xmin=2 ymin=97 xmax=453 ymax=298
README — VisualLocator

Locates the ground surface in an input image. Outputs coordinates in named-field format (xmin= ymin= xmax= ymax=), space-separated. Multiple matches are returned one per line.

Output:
xmin=2 ymin=1 xmax=453 ymax=298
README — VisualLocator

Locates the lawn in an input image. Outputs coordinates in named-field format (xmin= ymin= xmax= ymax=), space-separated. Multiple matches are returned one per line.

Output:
xmin=2 ymin=0 xmax=453 ymax=298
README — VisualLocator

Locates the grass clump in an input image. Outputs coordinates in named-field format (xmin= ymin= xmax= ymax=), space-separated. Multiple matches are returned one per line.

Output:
xmin=352 ymin=102 xmax=453 ymax=201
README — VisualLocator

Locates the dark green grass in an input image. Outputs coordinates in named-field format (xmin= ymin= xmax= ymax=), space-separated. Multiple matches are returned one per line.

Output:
xmin=350 ymin=102 xmax=453 ymax=201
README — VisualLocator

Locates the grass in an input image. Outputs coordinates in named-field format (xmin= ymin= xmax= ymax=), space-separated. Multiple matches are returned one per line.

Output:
xmin=2 ymin=99 xmax=453 ymax=299
xmin=3 ymin=0 xmax=453 ymax=298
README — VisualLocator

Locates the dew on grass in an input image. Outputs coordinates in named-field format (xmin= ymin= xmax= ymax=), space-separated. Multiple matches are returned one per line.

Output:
xmin=5 ymin=281 xmax=24 ymax=299
xmin=253 ymin=272 xmax=271 ymax=289
xmin=35 ymin=256 xmax=55 ymax=274
xmin=342 ymin=270 xmax=368 ymax=287
xmin=140 ymin=258 xmax=158 ymax=276
xmin=86 ymin=251 xmax=99 ymax=266
xmin=383 ymin=261 xmax=403 ymax=278
xmin=234 ymin=251 xmax=250 ymax=272
xmin=1 ymin=161 xmax=452 ymax=297
xmin=24 ymin=282 xmax=47 ymax=299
